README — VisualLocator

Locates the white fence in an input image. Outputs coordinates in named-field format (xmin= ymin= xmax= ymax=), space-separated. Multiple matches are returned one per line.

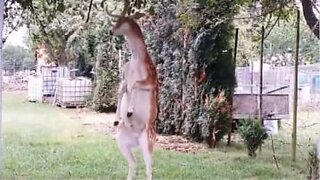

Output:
xmin=235 ymin=63 xmax=320 ymax=106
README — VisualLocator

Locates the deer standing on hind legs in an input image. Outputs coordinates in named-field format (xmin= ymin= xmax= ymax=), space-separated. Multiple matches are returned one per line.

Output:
xmin=105 ymin=1 xmax=158 ymax=180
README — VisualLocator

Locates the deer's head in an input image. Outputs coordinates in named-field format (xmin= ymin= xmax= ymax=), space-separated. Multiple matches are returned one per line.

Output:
xmin=106 ymin=0 xmax=145 ymax=37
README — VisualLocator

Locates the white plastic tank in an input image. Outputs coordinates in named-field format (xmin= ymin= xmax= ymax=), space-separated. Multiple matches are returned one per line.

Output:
xmin=263 ymin=120 xmax=279 ymax=135
xmin=27 ymin=75 xmax=43 ymax=102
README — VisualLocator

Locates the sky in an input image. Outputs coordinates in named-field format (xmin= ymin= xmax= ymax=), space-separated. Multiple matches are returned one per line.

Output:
xmin=4 ymin=26 xmax=28 ymax=48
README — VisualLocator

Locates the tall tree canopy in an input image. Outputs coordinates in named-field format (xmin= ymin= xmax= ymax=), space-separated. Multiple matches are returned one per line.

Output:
xmin=3 ymin=45 xmax=33 ymax=73
xmin=3 ymin=0 xmax=33 ymax=43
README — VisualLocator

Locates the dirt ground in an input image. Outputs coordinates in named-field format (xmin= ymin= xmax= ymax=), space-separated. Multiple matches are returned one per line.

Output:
xmin=70 ymin=108 xmax=205 ymax=154
xmin=72 ymin=105 xmax=320 ymax=154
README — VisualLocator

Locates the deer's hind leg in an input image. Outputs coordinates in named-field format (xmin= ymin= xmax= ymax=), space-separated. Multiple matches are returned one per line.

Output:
xmin=116 ymin=125 xmax=139 ymax=180
xmin=138 ymin=129 xmax=153 ymax=180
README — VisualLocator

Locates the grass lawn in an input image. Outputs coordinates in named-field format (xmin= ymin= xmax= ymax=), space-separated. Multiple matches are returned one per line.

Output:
xmin=2 ymin=91 xmax=318 ymax=179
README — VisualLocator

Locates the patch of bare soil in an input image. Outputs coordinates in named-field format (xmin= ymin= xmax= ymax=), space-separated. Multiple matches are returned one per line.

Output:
xmin=155 ymin=135 xmax=205 ymax=153
xmin=71 ymin=108 xmax=206 ymax=153
xmin=3 ymin=74 xmax=28 ymax=91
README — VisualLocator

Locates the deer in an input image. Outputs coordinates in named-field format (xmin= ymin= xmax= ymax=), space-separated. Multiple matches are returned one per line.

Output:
xmin=105 ymin=1 xmax=158 ymax=180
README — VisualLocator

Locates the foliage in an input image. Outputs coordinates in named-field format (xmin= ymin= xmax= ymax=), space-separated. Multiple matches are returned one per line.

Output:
xmin=238 ymin=119 xmax=268 ymax=157
xmin=233 ymin=0 xmax=296 ymax=66
xmin=24 ymin=0 xmax=92 ymax=65
xmin=92 ymin=26 xmax=119 ymax=112
xmin=17 ymin=0 xmax=120 ymax=111
xmin=233 ymin=0 xmax=320 ymax=66
xmin=3 ymin=45 xmax=34 ymax=74
xmin=264 ymin=17 xmax=320 ymax=65
xmin=3 ymin=0 xmax=29 ymax=43
xmin=203 ymin=92 xmax=233 ymax=147
xmin=307 ymin=143 xmax=319 ymax=180
xmin=236 ymin=11 xmax=320 ymax=67
xmin=140 ymin=0 xmax=236 ymax=145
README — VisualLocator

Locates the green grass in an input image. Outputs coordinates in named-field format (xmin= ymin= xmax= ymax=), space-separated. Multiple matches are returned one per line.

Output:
xmin=2 ymin=91 xmax=316 ymax=179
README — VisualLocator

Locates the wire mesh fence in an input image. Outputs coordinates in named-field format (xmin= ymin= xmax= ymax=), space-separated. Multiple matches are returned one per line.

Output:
xmin=232 ymin=13 xmax=320 ymax=142
xmin=234 ymin=15 xmax=320 ymax=108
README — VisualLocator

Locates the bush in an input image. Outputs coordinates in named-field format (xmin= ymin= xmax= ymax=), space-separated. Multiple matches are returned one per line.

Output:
xmin=307 ymin=143 xmax=319 ymax=180
xmin=238 ymin=119 xmax=268 ymax=158
xmin=142 ymin=1 xmax=236 ymax=145
xmin=204 ymin=92 xmax=232 ymax=148
xmin=92 ymin=32 xmax=119 ymax=112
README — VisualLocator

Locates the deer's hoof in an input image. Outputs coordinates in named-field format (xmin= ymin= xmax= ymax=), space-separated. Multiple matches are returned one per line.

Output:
xmin=113 ymin=121 xmax=119 ymax=126
xmin=127 ymin=112 xmax=133 ymax=118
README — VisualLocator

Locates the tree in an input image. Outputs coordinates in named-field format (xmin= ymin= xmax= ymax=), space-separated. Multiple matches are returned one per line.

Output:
xmin=138 ymin=0 xmax=237 ymax=146
xmin=3 ymin=45 xmax=33 ymax=74
xmin=3 ymin=0 xmax=33 ymax=43
xmin=23 ymin=0 xmax=100 ymax=65
xmin=264 ymin=18 xmax=320 ymax=66
xmin=233 ymin=0 xmax=297 ymax=66
xmin=91 ymin=28 xmax=120 ymax=112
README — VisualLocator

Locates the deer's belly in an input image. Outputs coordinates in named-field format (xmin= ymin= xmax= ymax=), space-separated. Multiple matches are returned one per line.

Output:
xmin=133 ymin=90 xmax=153 ymax=118
xmin=120 ymin=90 xmax=154 ymax=126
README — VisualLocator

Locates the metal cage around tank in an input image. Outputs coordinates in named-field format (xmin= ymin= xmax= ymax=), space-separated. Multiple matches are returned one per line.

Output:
xmin=55 ymin=77 xmax=93 ymax=108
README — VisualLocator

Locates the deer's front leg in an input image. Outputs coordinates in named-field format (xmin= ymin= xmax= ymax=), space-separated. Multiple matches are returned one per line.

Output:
xmin=127 ymin=80 xmax=154 ymax=118
xmin=115 ymin=80 xmax=127 ymax=126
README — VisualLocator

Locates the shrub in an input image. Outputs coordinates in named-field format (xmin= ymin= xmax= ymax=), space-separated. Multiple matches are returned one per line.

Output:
xmin=238 ymin=119 xmax=268 ymax=158
xmin=92 ymin=33 xmax=119 ymax=112
xmin=142 ymin=0 xmax=236 ymax=145
xmin=307 ymin=143 xmax=319 ymax=180
xmin=204 ymin=92 xmax=232 ymax=148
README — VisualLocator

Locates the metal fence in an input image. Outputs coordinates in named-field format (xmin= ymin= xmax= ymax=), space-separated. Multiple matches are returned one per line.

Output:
xmin=235 ymin=63 xmax=320 ymax=106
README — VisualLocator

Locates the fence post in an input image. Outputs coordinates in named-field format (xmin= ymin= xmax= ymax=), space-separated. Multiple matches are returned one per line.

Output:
xmin=0 ymin=0 xmax=4 ymax=173
xmin=258 ymin=26 xmax=265 ymax=153
xmin=259 ymin=26 xmax=265 ymax=125
xmin=292 ymin=9 xmax=300 ymax=162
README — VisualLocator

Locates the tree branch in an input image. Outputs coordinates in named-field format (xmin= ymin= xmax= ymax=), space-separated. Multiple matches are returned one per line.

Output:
xmin=209 ymin=1 xmax=289 ymax=26
xmin=264 ymin=16 xmax=280 ymax=39
xmin=85 ymin=0 xmax=93 ymax=23
xmin=298 ymin=122 xmax=320 ymax=128
xmin=270 ymin=135 xmax=280 ymax=169
xmin=2 ymin=9 xmax=25 ymax=44
xmin=300 ymin=0 xmax=320 ymax=39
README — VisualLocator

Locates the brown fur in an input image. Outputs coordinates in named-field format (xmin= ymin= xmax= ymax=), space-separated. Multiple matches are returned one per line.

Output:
xmin=132 ymin=45 xmax=158 ymax=153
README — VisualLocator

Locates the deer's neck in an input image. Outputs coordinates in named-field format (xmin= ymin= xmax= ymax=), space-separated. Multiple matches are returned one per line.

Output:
xmin=125 ymin=34 xmax=148 ymax=62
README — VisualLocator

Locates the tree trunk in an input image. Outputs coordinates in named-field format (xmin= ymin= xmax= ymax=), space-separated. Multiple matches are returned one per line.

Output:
xmin=301 ymin=0 xmax=320 ymax=39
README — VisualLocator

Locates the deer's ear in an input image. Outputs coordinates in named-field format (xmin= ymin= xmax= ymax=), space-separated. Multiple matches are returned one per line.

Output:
xmin=129 ymin=12 xmax=145 ymax=20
